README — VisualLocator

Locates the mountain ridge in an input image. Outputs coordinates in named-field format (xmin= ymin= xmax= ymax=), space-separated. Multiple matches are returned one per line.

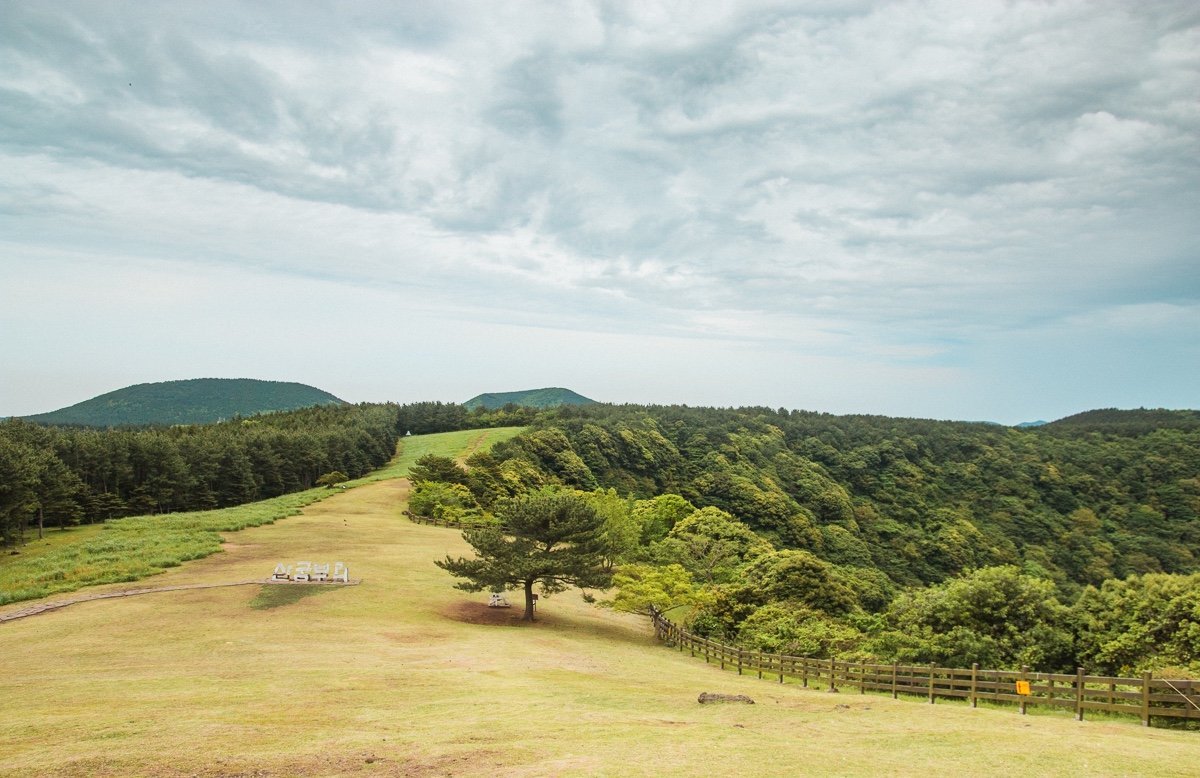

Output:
xmin=463 ymin=387 xmax=595 ymax=411
xmin=20 ymin=378 xmax=346 ymax=427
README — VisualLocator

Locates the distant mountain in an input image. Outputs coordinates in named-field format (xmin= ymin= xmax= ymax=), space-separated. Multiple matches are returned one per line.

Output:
xmin=22 ymin=378 xmax=346 ymax=427
xmin=463 ymin=387 xmax=596 ymax=411
xmin=1016 ymin=420 xmax=1047 ymax=428
xmin=1043 ymin=407 xmax=1200 ymax=434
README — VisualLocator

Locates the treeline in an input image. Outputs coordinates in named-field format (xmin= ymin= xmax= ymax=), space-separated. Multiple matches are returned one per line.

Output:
xmin=0 ymin=400 xmax=528 ymax=544
xmin=474 ymin=404 xmax=1200 ymax=590
xmin=409 ymin=403 xmax=1200 ymax=674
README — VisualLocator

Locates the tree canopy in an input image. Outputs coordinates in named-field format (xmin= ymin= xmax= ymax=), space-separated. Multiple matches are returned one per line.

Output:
xmin=435 ymin=492 xmax=613 ymax=620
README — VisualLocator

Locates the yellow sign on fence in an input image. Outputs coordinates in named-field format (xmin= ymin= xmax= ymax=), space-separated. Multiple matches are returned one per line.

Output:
xmin=1015 ymin=680 xmax=1032 ymax=696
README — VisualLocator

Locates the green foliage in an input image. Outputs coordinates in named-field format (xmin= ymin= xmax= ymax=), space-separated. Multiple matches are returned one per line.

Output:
xmin=631 ymin=493 xmax=696 ymax=543
xmin=1072 ymin=573 xmax=1200 ymax=675
xmin=462 ymin=387 xmax=595 ymax=411
xmin=742 ymin=549 xmax=858 ymax=616
xmin=0 ymin=402 xmax=412 ymax=540
xmin=736 ymin=603 xmax=865 ymax=659
xmin=435 ymin=492 xmax=613 ymax=620
xmin=408 ymin=455 xmax=470 ymax=487
xmin=315 ymin=471 xmax=350 ymax=488
xmin=434 ymin=402 xmax=1200 ymax=672
xmin=655 ymin=506 xmax=773 ymax=584
xmin=577 ymin=488 xmax=638 ymax=567
xmin=409 ymin=481 xmax=485 ymax=523
xmin=876 ymin=566 xmax=1074 ymax=670
xmin=23 ymin=378 xmax=345 ymax=427
xmin=602 ymin=563 xmax=712 ymax=615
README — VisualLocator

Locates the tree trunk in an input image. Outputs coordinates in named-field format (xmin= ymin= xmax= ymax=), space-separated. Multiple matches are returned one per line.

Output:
xmin=523 ymin=578 xmax=536 ymax=621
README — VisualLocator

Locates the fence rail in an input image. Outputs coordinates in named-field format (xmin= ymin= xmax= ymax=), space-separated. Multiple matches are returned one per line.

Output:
xmin=648 ymin=607 xmax=1200 ymax=727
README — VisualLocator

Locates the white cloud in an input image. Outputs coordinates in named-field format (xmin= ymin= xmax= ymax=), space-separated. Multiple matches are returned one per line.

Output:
xmin=1 ymin=0 xmax=1197 ymax=422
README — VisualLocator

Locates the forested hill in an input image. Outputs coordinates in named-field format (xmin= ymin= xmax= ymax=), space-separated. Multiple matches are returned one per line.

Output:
xmin=1044 ymin=407 xmax=1200 ymax=434
xmin=459 ymin=403 xmax=1200 ymax=590
xmin=463 ymin=387 xmax=595 ymax=411
xmin=409 ymin=402 xmax=1200 ymax=673
xmin=21 ymin=378 xmax=346 ymax=427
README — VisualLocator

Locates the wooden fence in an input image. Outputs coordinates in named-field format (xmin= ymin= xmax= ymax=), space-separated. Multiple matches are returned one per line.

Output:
xmin=649 ymin=607 xmax=1200 ymax=727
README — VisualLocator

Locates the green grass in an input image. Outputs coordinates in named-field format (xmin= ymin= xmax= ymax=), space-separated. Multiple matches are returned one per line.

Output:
xmin=0 ymin=490 xmax=330 ymax=605
xmin=1 ymin=524 xmax=105 ymax=565
xmin=0 ymin=427 xmax=525 ymax=606
xmin=360 ymin=426 xmax=524 ymax=481
xmin=2 ymin=477 xmax=1197 ymax=776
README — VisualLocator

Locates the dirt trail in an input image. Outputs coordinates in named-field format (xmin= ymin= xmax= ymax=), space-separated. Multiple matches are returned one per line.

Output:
xmin=454 ymin=430 xmax=494 ymax=464
xmin=0 ymin=580 xmax=266 ymax=623
xmin=0 ymin=579 xmax=362 ymax=624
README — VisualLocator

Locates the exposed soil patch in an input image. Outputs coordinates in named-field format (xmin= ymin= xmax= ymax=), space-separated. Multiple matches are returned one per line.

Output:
xmin=443 ymin=600 xmax=531 ymax=626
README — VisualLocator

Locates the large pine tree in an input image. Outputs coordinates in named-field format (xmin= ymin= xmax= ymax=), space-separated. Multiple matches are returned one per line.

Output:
xmin=436 ymin=492 xmax=612 ymax=620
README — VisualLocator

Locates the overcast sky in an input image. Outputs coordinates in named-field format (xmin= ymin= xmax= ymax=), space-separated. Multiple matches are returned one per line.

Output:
xmin=2 ymin=1 xmax=1197 ymax=424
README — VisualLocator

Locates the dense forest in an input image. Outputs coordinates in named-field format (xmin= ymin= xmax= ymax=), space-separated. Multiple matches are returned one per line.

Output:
xmin=408 ymin=403 xmax=1200 ymax=675
xmin=0 ymin=400 xmax=527 ymax=544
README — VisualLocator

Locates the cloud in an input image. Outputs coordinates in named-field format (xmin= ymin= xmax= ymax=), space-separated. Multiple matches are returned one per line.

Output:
xmin=1 ymin=0 xmax=1197 ymax=421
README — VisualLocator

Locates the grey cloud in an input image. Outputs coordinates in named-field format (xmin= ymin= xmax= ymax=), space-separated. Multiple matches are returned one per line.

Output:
xmin=485 ymin=51 xmax=565 ymax=141
xmin=1 ymin=1 xmax=1197 ymax=418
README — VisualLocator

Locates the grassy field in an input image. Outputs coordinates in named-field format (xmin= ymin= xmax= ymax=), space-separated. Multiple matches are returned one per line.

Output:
xmin=0 ymin=428 xmax=523 ymax=606
xmin=2 ymin=429 xmax=1199 ymax=775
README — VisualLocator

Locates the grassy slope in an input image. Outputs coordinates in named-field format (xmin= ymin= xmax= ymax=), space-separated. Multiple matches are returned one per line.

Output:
xmin=1 ymin=430 xmax=1197 ymax=776
xmin=0 ymin=428 xmax=524 ymax=606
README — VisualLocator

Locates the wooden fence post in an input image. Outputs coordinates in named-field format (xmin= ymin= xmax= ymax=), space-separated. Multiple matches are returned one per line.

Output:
xmin=928 ymin=663 xmax=935 ymax=704
xmin=757 ymin=650 xmax=763 ymax=680
xmin=779 ymin=656 xmax=785 ymax=684
xmin=1075 ymin=667 xmax=1085 ymax=722
xmin=802 ymin=658 xmax=808 ymax=688
xmin=861 ymin=660 xmax=867 ymax=694
xmin=737 ymin=648 xmax=743 ymax=676
xmin=829 ymin=656 xmax=837 ymax=692
xmin=1019 ymin=666 xmax=1029 ymax=715
xmin=1142 ymin=672 xmax=1152 ymax=727
xmin=970 ymin=663 xmax=978 ymax=708
xmin=891 ymin=664 xmax=898 ymax=699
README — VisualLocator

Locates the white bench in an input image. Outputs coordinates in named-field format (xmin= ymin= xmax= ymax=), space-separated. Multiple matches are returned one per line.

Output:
xmin=271 ymin=561 xmax=350 ymax=583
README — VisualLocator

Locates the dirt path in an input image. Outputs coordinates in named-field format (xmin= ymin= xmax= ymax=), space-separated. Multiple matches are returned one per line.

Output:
xmin=454 ymin=429 xmax=493 ymax=464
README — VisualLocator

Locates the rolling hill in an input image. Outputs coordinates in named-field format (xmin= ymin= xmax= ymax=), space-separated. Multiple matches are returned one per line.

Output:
xmin=21 ymin=378 xmax=345 ymax=427
xmin=463 ymin=386 xmax=595 ymax=411
xmin=1044 ymin=407 xmax=1200 ymax=433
